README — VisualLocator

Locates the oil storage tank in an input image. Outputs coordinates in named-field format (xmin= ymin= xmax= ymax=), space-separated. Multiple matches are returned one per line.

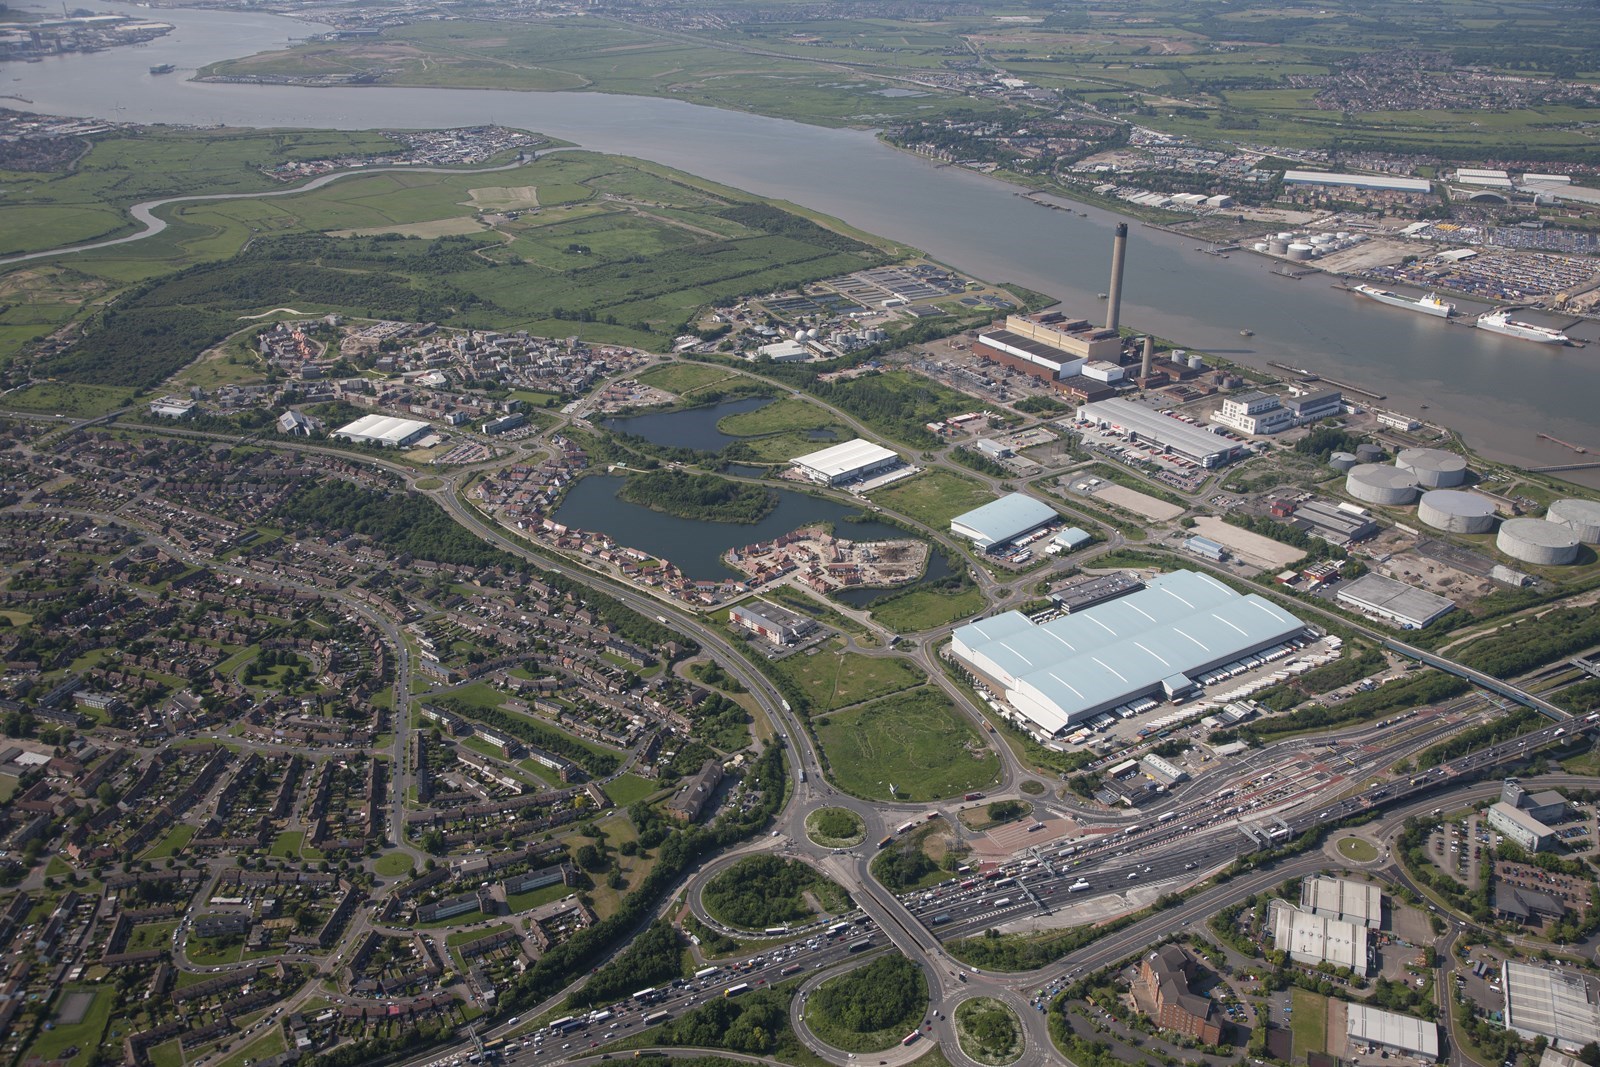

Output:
xmin=1329 ymin=451 xmax=1359 ymax=472
xmin=1396 ymin=447 xmax=1468 ymax=488
xmin=1497 ymin=518 xmax=1580 ymax=565
xmin=1347 ymin=464 xmax=1419 ymax=506
xmin=1418 ymin=490 xmax=1497 ymax=533
xmin=1547 ymin=498 xmax=1600 ymax=544
xmin=1355 ymin=443 xmax=1384 ymax=463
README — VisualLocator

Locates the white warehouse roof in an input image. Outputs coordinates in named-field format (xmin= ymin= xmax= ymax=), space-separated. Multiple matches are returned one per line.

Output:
xmin=792 ymin=438 xmax=900 ymax=480
xmin=1281 ymin=170 xmax=1433 ymax=194
xmin=335 ymin=414 xmax=430 ymax=447
xmin=1078 ymin=398 xmax=1242 ymax=467
xmin=950 ymin=492 xmax=1059 ymax=551
xmin=1347 ymin=1003 xmax=1439 ymax=1058
xmin=1273 ymin=905 xmax=1368 ymax=972
xmin=951 ymin=570 xmax=1306 ymax=736
xmin=1503 ymin=961 xmax=1600 ymax=1046
xmin=1301 ymin=875 xmax=1383 ymax=928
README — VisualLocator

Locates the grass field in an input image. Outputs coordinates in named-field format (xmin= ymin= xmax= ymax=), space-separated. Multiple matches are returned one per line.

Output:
xmin=1291 ymin=989 xmax=1328 ymax=1059
xmin=214 ymin=1030 xmax=286 ymax=1067
xmin=806 ymin=806 xmax=867 ymax=848
xmin=816 ymin=688 xmax=999 ymax=802
xmin=603 ymin=773 xmax=662 ymax=807
xmin=143 ymin=823 xmax=195 ymax=860
xmin=374 ymin=851 xmax=414 ymax=878
xmin=869 ymin=583 xmax=985 ymax=633
xmin=1336 ymin=837 xmax=1378 ymax=862
xmin=26 ymin=986 xmax=112 ymax=1067
xmin=636 ymin=362 xmax=743 ymax=396
xmin=870 ymin=469 xmax=995 ymax=529
xmin=717 ymin=396 xmax=840 ymax=437
xmin=268 ymin=830 xmax=303 ymax=858
xmin=773 ymin=644 xmax=925 ymax=713
xmin=2 ymin=381 xmax=138 ymax=417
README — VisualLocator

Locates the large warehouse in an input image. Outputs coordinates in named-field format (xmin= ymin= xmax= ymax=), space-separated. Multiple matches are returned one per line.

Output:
xmin=1336 ymin=573 xmax=1455 ymax=629
xmin=791 ymin=439 xmax=902 ymax=486
xmin=1503 ymin=961 xmax=1600 ymax=1047
xmin=1272 ymin=905 xmax=1370 ymax=973
xmin=1078 ymin=398 xmax=1244 ymax=468
xmin=950 ymin=493 xmax=1059 ymax=553
xmin=950 ymin=569 xmax=1307 ymax=737
xmin=334 ymin=414 xmax=431 ymax=448
xmin=1301 ymin=876 xmax=1383 ymax=929
xmin=1346 ymin=1004 xmax=1439 ymax=1059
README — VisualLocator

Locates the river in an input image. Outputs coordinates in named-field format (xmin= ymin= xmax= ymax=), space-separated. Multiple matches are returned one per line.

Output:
xmin=6 ymin=0 xmax=1600 ymax=486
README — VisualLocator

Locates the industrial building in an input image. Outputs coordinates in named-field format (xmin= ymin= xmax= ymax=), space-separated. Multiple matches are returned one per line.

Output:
xmin=950 ymin=570 xmax=1307 ymax=738
xmin=334 ymin=414 xmax=431 ymax=448
xmin=1502 ymin=961 xmax=1600 ymax=1048
xmin=1290 ymin=499 xmax=1378 ymax=545
xmin=756 ymin=339 xmax=811 ymax=362
xmin=1281 ymin=170 xmax=1433 ymax=194
xmin=1048 ymin=527 xmax=1094 ymax=554
xmin=1212 ymin=392 xmax=1292 ymax=436
xmin=1418 ymin=490 xmax=1498 ymax=534
xmin=1336 ymin=573 xmax=1455 ymax=629
xmin=1283 ymin=388 xmax=1344 ymax=423
xmin=1346 ymin=464 xmax=1419 ymax=506
xmin=1272 ymin=904 xmax=1370 ymax=973
xmin=1183 ymin=535 xmax=1227 ymax=562
xmin=949 ymin=492 xmax=1059 ymax=553
xmin=148 ymin=396 xmax=196 ymax=419
xmin=1346 ymin=1003 xmax=1439 ymax=1059
xmin=1454 ymin=167 xmax=1513 ymax=189
xmin=728 ymin=601 xmax=817 ymax=646
xmin=1547 ymin=499 xmax=1600 ymax=544
xmin=1498 ymin=518 xmax=1581 ymax=566
xmin=1049 ymin=572 xmax=1144 ymax=613
xmin=791 ymin=439 xmax=902 ymax=486
xmin=1396 ymin=447 xmax=1469 ymax=488
xmin=1141 ymin=752 xmax=1187 ymax=784
xmin=1301 ymin=876 xmax=1383 ymax=929
xmin=1078 ymin=398 xmax=1244 ymax=468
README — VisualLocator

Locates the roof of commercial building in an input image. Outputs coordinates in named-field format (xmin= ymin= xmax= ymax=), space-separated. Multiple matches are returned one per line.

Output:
xmin=1346 ymin=1003 xmax=1440 ymax=1057
xmin=950 ymin=492 xmax=1059 ymax=549
xmin=1272 ymin=905 xmax=1368 ymax=971
xmin=979 ymin=329 xmax=1081 ymax=370
xmin=1281 ymin=169 xmax=1433 ymax=193
xmin=792 ymin=438 xmax=900 ymax=478
xmin=1302 ymin=876 xmax=1383 ymax=927
xmin=952 ymin=570 xmax=1305 ymax=735
xmin=335 ymin=414 xmax=430 ymax=444
xmin=1491 ymin=801 xmax=1556 ymax=838
xmin=1078 ymin=398 xmax=1239 ymax=461
xmin=1503 ymin=961 xmax=1600 ymax=1045
xmin=1336 ymin=573 xmax=1455 ymax=628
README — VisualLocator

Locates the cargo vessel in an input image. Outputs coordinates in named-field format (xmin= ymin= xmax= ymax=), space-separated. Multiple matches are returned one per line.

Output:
xmin=149 ymin=63 xmax=175 ymax=74
xmin=1475 ymin=309 xmax=1570 ymax=345
xmin=1352 ymin=284 xmax=1455 ymax=318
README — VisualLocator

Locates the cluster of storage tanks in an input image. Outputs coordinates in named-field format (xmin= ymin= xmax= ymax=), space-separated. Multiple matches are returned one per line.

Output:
xmin=1254 ymin=231 xmax=1367 ymax=261
xmin=1336 ymin=444 xmax=1597 ymax=565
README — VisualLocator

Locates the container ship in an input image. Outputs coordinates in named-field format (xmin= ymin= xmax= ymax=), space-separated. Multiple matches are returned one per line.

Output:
xmin=149 ymin=63 xmax=175 ymax=74
xmin=1352 ymin=284 xmax=1455 ymax=318
xmin=1475 ymin=309 xmax=1570 ymax=345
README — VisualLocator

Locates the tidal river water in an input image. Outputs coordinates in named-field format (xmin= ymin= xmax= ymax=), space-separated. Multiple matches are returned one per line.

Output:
xmin=7 ymin=0 xmax=1600 ymax=485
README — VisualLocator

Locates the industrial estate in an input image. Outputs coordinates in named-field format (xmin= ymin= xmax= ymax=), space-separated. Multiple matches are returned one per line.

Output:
xmin=5 ymin=6 xmax=1600 ymax=1067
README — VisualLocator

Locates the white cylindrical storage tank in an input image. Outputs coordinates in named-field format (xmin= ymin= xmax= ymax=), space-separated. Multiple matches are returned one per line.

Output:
xmin=1170 ymin=349 xmax=1187 ymax=364
xmin=1355 ymin=443 xmax=1385 ymax=463
xmin=1336 ymin=232 xmax=1351 ymax=240
xmin=1418 ymin=490 xmax=1497 ymax=534
xmin=1547 ymin=498 xmax=1600 ymax=543
xmin=1187 ymin=354 xmax=1204 ymax=369
xmin=1396 ymin=447 xmax=1468 ymax=488
xmin=1277 ymin=231 xmax=1295 ymax=240
xmin=1268 ymin=238 xmax=1289 ymax=255
xmin=1253 ymin=242 xmax=1269 ymax=253
xmin=1311 ymin=234 xmax=1335 ymax=245
xmin=1347 ymin=464 xmax=1419 ymax=506
xmin=1287 ymin=243 xmax=1314 ymax=262
xmin=1329 ymin=451 xmax=1358 ymax=472
xmin=1497 ymin=518 xmax=1580 ymax=565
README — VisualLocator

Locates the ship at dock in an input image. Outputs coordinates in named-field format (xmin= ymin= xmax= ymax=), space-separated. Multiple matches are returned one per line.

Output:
xmin=1352 ymin=284 xmax=1455 ymax=318
xmin=1475 ymin=309 xmax=1571 ymax=345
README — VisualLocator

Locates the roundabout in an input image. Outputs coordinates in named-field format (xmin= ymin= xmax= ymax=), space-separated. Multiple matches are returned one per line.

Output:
xmin=953 ymin=996 xmax=1025 ymax=1066
xmin=807 ymin=806 xmax=868 ymax=848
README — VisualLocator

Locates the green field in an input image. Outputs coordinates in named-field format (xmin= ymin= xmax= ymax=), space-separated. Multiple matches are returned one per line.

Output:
xmin=806 ymin=806 xmax=867 ymax=848
xmin=2 ymin=381 xmax=138 ymax=417
xmin=27 ymin=986 xmax=112 ymax=1067
xmin=1336 ymin=837 xmax=1378 ymax=862
xmin=816 ymin=688 xmax=999 ymax=802
xmin=636 ymin=362 xmax=745 ymax=397
xmin=870 ymin=469 xmax=996 ymax=529
xmin=143 ymin=823 xmax=195 ymax=860
xmin=603 ymin=773 xmax=662 ymax=807
xmin=717 ymin=395 xmax=842 ymax=437
xmin=869 ymin=583 xmax=986 ymax=633
xmin=374 ymin=851 xmax=414 ymax=877
xmin=954 ymin=997 xmax=1024 ymax=1067
xmin=214 ymin=1029 xmax=286 ymax=1067
xmin=268 ymin=830 xmax=303 ymax=858
xmin=773 ymin=645 xmax=925 ymax=713
xmin=1291 ymin=989 xmax=1328 ymax=1059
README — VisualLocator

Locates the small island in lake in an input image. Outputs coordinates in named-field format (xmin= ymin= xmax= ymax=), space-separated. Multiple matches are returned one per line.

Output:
xmin=618 ymin=469 xmax=777 ymax=524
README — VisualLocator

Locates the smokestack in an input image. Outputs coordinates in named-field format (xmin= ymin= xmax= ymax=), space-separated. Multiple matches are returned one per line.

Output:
xmin=1105 ymin=222 xmax=1128 ymax=333
xmin=1140 ymin=335 xmax=1154 ymax=379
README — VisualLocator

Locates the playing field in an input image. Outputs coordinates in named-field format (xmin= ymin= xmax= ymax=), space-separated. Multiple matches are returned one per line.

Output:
xmin=816 ymin=687 xmax=999 ymax=801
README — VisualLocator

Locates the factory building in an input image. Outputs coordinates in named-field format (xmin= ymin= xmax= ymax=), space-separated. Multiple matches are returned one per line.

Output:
xmin=791 ymin=439 xmax=902 ymax=486
xmin=1212 ymin=392 xmax=1293 ymax=436
xmin=1049 ymin=572 xmax=1144 ymax=613
xmin=335 ymin=414 xmax=431 ymax=448
xmin=1283 ymin=388 xmax=1344 ymax=423
xmin=1301 ymin=876 xmax=1383 ymax=929
xmin=728 ymin=601 xmax=817 ymax=646
xmin=1183 ymin=536 xmax=1227 ymax=562
xmin=1272 ymin=904 xmax=1370 ymax=973
xmin=1141 ymin=752 xmax=1187 ymax=784
xmin=1453 ymin=168 xmax=1513 ymax=189
xmin=950 ymin=570 xmax=1307 ymax=738
xmin=1346 ymin=1004 xmax=1439 ymax=1060
xmin=1281 ymin=170 xmax=1433 ymax=194
xmin=1284 ymin=499 xmax=1378 ymax=546
xmin=1048 ymin=527 xmax=1094 ymax=555
xmin=1336 ymin=573 xmax=1455 ymax=629
xmin=1503 ymin=961 xmax=1600 ymax=1048
xmin=756 ymin=339 xmax=811 ymax=362
xmin=949 ymin=492 xmax=1059 ymax=553
xmin=1078 ymin=398 xmax=1244 ymax=468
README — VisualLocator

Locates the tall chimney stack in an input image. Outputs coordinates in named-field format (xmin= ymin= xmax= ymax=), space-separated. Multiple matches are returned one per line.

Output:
xmin=1140 ymin=335 xmax=1154 ymax=379
xmin=1105 ymin=222 xmax=1128 ymax=332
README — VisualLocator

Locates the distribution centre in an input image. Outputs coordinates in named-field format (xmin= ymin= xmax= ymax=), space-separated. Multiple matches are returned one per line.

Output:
xmin=949 ymin=492 xmax=1059 ymax=553
xmin=1077 ymin=398 xmax=1243 ymax=468
xmin=790 ymin=439 xmax=901 ymax=486
xmin=334 ymin=414 xmax=431 ymax=448
xmin=950 ymin=569 xmax=1307 ymax=737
